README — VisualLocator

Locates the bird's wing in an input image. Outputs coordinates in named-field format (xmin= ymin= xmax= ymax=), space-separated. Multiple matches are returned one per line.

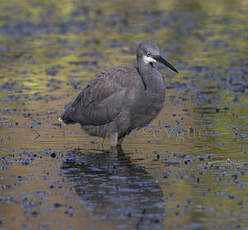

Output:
xmin=67 ymin=66 xmax=137 ymax=126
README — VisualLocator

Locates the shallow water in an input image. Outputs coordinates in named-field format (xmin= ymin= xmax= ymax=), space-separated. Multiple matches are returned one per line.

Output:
xmin=0 ymin=0 xmax=248 ymax=229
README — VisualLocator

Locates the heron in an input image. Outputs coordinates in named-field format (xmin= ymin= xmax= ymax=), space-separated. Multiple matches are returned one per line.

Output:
xmin=60 ymin=41 xmax=178 ymax=150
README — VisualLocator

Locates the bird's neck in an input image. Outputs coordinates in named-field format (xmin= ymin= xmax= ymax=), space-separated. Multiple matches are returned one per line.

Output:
xmin=137 ymin=62 xmax=163 ymax=91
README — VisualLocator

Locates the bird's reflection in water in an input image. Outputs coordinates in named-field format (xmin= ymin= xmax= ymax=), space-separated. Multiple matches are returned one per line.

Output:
xmin=61 ymin=147 xmax=165 ymax=230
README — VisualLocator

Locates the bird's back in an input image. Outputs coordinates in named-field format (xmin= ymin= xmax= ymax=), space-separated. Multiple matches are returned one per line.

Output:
xmin=60 ymin=66 xmax=142 ymax=126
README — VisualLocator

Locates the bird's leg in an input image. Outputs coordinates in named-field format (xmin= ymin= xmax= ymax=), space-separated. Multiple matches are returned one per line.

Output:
xmin=108 ymin=132 xmax=118 ymax=150
xmin=117 ymin=137 xmax=124 ymax=146
xmin=101 ymin=138 xmax=105 ymax=149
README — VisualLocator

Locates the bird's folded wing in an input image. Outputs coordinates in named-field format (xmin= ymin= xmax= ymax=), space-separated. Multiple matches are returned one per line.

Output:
xmin=69 ymin=68 xmax=130 ymax=126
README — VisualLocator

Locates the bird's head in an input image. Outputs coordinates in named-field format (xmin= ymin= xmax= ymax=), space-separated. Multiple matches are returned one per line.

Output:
xmin=137 ymin=41 xmax=178 ymax=73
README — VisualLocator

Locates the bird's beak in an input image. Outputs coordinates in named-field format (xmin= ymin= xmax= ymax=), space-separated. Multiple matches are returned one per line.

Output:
xmin=152 ymin=55 xmax=178 ymax=73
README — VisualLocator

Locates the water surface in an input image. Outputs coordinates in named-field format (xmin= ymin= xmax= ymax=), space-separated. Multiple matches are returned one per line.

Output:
xmin=0 ymin=0 xmax=248 ymax=229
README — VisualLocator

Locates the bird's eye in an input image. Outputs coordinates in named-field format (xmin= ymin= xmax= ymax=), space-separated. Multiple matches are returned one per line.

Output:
xmin=147 ymin=52 xmax=151 ymax=57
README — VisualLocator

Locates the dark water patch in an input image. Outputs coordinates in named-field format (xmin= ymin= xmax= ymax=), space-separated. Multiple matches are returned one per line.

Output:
xmin=0 ymin=81 xmax=31 ymax=92
xmin=46 ymin=65 xmax=64 ymax=76
xmin=107 ymin=39 xmax=125 ymax=49
xmin=0 ymin=81 xmax=17 ymax=90
xmin=164 ymin=160 xmax=181 ymax=167
xmin=46 ymin=78 xmax=63 ymax=90
xmin=49 ymin=123 xmax=62 ymax=129
xmin=22 ymin=94 xmax=63 ymax=102
xmin=166 ymin=81 xmax=188 ymax=90
xmin=68 ymin=60 xmax=98 ymax=67
xmin=191 ymin=65 xmax=210 ymax=73
xmin=0 ymin=95 xmax=21 ymax=102
xmin=67 ymin=79 xmax=84 ymax=90
xmin=25 ymin=92 xmax=44 ymax=101
xmin=80 ymin=51 xmax=105 ymax=60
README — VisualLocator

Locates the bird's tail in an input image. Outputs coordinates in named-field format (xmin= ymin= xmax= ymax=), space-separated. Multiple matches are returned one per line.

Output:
xmin=59 ymin=102 xmax=77 ymax=124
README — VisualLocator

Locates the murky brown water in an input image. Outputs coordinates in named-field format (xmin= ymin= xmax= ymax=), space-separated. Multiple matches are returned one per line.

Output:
xmin=0 ymin=0 xmax=248 ymax=229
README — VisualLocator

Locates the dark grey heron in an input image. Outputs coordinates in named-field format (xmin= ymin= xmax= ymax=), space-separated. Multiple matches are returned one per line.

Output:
xmin=60 ymin=41 xmax=178 ymax=149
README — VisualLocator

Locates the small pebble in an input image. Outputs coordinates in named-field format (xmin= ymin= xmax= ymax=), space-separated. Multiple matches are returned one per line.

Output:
xmin=54 ymin=203 xmax=62 ymax=208
xmin=50 ymin=152 xmax=56 ymax=158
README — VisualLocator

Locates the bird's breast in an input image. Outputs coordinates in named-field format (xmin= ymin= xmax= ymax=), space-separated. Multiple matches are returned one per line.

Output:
xmin=128 ymin=78 xmax=165 ymax=128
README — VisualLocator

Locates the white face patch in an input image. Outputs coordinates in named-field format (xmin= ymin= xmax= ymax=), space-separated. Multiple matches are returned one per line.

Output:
xmin=143 ymin=55 xmax=157 ymax=64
